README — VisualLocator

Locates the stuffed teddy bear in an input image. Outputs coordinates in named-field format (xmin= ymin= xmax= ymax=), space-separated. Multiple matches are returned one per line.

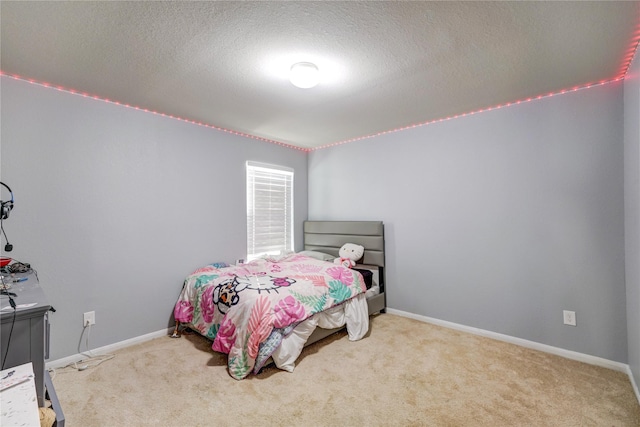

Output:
xmin=334 ymin=243 xmax=364 ymax=268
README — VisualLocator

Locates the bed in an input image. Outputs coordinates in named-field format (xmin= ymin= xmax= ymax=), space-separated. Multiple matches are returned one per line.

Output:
xmin=172 ymin=220 xmax=385 ymax=380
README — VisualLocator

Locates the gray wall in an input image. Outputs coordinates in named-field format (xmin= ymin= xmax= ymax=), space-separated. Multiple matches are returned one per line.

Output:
xmin=0 ymin=77 xmax=308 ymax=360
xmin=1 ymin=70 xmax=634 ymax=370
xmin=309 ymin=82 xmax=628 ymax=362
xmin=624 ymin=53 xmax=640 ymax=390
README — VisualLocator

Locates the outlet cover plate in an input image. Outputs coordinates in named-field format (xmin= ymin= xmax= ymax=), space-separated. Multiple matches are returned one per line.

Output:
xmin=83 ymin=311 xmax=95 ymax=326
xmin=563 ymin=310 xmax=576 ymax=326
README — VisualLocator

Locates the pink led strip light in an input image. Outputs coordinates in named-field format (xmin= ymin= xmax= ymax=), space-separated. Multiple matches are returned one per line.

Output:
xmin=313 ymin=18 xmax=640 ymax=151
xmin=0 ymin=71 xmax=306 ymax=152
xmin=313 ymin=78 xmax=622 ymax=150
xmin=1 ymin=18 xmax=639 ymax=153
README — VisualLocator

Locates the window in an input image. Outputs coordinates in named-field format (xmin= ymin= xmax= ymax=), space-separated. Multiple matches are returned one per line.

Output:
xmin=246 ymin=162 xmax=294 ymax=260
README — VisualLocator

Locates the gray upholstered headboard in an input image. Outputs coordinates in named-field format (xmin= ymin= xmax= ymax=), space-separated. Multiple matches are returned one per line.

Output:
xmin=303 ymin=221 xmax=385 ymax=267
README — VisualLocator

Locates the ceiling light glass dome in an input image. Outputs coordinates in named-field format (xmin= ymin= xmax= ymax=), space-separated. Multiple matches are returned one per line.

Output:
xmin=289 ymin=62 xmax=320 ymax=89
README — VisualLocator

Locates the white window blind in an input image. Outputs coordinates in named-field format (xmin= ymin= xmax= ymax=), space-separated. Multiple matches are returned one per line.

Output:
xmin=246 ymin=162 xmax=294 ymax=260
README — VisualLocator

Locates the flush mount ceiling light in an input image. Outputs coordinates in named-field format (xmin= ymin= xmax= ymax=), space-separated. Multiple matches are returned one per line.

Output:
xmin=289 ymin=62 xmax=320 ymax=89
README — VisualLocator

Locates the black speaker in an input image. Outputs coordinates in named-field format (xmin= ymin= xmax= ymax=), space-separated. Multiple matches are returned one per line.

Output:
xmin=0 ymin=182 xmax=14 ymax=220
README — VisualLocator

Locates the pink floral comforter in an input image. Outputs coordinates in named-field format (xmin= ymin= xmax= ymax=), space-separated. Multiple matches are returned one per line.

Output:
xmin=173 ymin=253 xmax=366 ymax=379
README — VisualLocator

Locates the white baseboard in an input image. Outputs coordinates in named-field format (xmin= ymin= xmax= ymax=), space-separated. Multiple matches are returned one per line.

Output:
xmin=627 ymin=365 xmax=640 ymax=405
xmin=387 ymin=308 xmax=633 ymax=375
xmin=46 ymin=327 xmax=173 ymax=369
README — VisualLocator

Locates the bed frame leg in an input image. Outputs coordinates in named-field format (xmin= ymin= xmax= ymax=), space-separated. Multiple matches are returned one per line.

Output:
xmin=170 ymin=323 xmax=181 ymax=338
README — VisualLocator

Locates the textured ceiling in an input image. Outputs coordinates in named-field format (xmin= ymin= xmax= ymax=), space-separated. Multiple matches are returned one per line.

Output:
xmin=1 ymin=1 xmax=639 ymax=150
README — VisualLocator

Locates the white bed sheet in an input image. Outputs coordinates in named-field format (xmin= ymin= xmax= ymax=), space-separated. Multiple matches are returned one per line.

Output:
xmin=270 ymin=293 xmax=369 ymax=372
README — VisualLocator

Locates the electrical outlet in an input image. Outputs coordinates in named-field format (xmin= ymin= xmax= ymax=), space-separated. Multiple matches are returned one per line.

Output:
xmin=563 ymin=310 xmax=576 ymax=326
xmin=83 ymin=311 xmax=95 ymax=326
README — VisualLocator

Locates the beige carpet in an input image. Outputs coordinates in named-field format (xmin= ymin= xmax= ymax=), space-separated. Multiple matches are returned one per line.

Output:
xmin=51 ymin=314 xmax=640 ymax=426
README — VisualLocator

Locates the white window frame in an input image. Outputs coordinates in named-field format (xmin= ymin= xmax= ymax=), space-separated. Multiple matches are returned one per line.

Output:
xmin=246 ymin=161 xmax=294 ymax=261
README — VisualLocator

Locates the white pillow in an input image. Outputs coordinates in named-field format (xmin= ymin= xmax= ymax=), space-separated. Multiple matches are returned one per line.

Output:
xmin=260 ymin=250 xmax=295 ymax=262
xmin=298 ymin=250 xmax=335 ymax=262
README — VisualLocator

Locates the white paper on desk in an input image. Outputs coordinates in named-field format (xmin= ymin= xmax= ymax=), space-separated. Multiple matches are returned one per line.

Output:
xmin=1 ymin=303 xmax=37 ymax=311
xmin=0 ymin=362 xmax=39 ymax=427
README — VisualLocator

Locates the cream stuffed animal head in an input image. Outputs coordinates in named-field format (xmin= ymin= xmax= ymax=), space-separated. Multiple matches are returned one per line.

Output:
xmin=334 ymin=243 xmax=364 ymax=268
